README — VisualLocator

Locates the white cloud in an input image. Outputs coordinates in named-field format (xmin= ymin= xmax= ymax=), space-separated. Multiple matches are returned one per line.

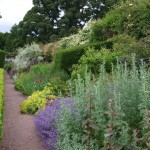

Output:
xmin=0 ymin=0 xmax=33 ymax=32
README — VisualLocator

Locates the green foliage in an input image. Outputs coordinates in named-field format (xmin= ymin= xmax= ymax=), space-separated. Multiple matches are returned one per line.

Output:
xmin=0 ymin=32 xmax=8 ymax=50
xmin=0 ymin=69 xmax=4 ymax=141
xmin=4 ymin=62 xmax=14 ymax=73
xmin=5 ymin=0 xmax=120 ymax=49
xmin=20 ymin=85 xmax=56 ymax=114
xmin=91 ymin=0 xmax=150 ymax=42
xmin=15 ymin=63 xmax=69 ymax=96
xmin=5 ymin=24 xmax=23 ymax=52
xmin=54 ymin=41 xmax=112 ymax=74
xmin=0 ymin=50 xmax=5 ymax=68
xmin=44 ymin=49 xmax=53 ymax=62
xmin=57 ymin=56 xmax=150 ymax=149
xmin=15 ymin=63 xmax=55 ymax=95
xmin=108 ymin=34 xmax=150 ymax=59
xmin=71 ymin=47 xmax=122 ymax=79
xmin=49 ymin=77 xmax=69 ymax=97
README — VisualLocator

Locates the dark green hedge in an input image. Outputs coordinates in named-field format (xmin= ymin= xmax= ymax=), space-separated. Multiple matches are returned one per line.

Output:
xmin=0 ymin=50 xmax=5 ymax=68
xmin=54 ymin=41 xmax=112 ymax=73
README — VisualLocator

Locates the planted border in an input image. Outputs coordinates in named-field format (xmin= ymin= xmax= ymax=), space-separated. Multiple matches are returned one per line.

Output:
xmin=0 ymin=69 xmax=4 ymax=141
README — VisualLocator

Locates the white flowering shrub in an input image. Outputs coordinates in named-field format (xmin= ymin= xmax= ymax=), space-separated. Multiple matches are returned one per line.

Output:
xmin=14 ymin=43 xmax=43 ymax=70
xmin=60 ymin=20 xmax=96 ymax=49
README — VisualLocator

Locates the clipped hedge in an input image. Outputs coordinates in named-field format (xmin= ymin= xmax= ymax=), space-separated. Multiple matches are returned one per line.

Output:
xmin=0 ymin=69 xmax=4 ymax=141
xmin=0 ymin=50 xmax=5 ymax=68
xmin=54 ymin=41 xmax=112 ymax=73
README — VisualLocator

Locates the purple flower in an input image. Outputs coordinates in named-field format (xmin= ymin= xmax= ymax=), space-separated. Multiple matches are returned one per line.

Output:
xmin=35 ymin=98 xmax=75 ymax=150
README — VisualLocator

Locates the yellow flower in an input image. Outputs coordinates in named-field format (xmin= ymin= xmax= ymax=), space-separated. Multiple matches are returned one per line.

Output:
xmin=20 ymin=86 xmax=57 ymax=114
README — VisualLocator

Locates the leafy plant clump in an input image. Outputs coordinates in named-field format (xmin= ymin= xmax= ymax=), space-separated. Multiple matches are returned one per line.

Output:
xmin=14 ymin=43 xmax=43 ymax=70
xmin=20 ymin=85 xmax=56 ymax=114
xmin=15 ymin=63 xmax=69 ymax=96
xmin=71 ymin=47 xmax=122 ymax=79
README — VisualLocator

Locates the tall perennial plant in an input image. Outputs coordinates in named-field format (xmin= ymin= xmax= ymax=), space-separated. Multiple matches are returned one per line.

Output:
xmin=35 ymin=56 xmax=150 ymax=149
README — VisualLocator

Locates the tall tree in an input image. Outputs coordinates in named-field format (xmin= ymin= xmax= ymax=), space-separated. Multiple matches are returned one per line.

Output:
xmin=5 ymin=25 xmax=23 ymax=52
xmin=6 ymin=0 xmax=121 ymax=51
xmin=0 ymin=32 xmax=8 ymax=50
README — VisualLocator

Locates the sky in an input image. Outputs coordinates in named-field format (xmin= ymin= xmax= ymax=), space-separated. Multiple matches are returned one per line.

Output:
xmin=0 ymin=0 xmax=33 ymax=33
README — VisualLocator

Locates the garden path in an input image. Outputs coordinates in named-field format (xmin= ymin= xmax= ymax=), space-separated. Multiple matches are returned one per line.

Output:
xmin=1 ymin=72 xmax=45 ymax=150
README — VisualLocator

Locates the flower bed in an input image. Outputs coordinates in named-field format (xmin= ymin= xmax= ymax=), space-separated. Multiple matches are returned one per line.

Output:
xmin=35 ymin=58 xmax=150 ymax=149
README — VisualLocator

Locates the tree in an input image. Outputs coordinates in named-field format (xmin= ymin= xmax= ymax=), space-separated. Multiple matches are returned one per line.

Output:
xmin=6 ymin=0 xmax=122 ymax=51
xmin=0 ymin=32 xmax=9 ymax=50
xmin=5 ymin=25 xmax=23 ymax=52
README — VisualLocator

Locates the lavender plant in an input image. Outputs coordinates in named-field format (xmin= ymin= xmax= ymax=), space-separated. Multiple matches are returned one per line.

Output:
xmin=35 ymin=98 xmax=75 ymax=150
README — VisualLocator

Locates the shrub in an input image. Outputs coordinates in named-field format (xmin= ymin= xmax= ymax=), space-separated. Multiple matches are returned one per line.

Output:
xmin=108 ymin=34 xmax=150 ymax=59
xmin=14 ymin=43 xmax=43 ymax=70
xmin=15 ymin=63 xmax=70 ymax=96
xmin=15 ymin=63 xmax=55 ymax=95
xmin=0 ymin=69 xmax=4 ymax=141
xmin=42 ymin=40 xmax=61 ymax=60
xmin=49 ymin=77 xmax=69 ymax=97
xmin=91 ymin=0 xmax=150 ymax=42
xmin=59 ymin=20 xmax=96 ymax=49
xmin=54 ymin=41 xmax=112 ymax=74
xmin=4 ymin=61 xmax=14 ymax=73
xmin=20 ymin=85 xmax=56 ymax=114
xmin=71 ymin=47 xmax=123 ymax=79
xmin=0 ymin=50 xmax=5 ymax=68
xmin=15 ymin=64 xmax=53 ymax=95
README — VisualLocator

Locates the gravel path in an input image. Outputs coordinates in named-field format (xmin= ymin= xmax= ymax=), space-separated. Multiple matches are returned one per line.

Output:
xmin=1 ymin=72 xmax=45 ymax=150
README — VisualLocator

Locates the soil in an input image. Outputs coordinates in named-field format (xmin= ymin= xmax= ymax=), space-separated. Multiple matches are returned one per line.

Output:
xmin=1 ymin=72 xmax=45 ymax=150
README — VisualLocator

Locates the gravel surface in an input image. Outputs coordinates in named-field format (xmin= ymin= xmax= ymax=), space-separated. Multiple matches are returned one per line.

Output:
xmin=1 ymin=72 xmax=45 ymax=150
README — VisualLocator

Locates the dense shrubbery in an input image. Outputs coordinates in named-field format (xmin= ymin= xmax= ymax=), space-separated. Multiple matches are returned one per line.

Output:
xmin=59 ymin=20 xmax=96 ymax=49
xmin=14 ymin=43 xmax=43 ymax=70
xmin=0 ymin=69 xmax=4 ymax=141
xmin=108 ymin=34 xmax=150 ymax=59
xmin=55 ymin=41 xmax=112 ymax=73
xmin=15 ymin=63 xmax=54 ymax=95
xmin=20 ymin=85 xmax=56 ymax=114
xmin=71 ymin=47 xmax=122 ymax=79
xmin=0 ymin=50 xmax=5 ymax=68
xmin=91 ymin=0 xmax=150 ymax=42
xmin=35 ymin=58 xmax=150 ymax=149
xmin=4 ymin=61 xmax=14 ymax=73
xmin=15 ymin=63 xmax=69 ymax=96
